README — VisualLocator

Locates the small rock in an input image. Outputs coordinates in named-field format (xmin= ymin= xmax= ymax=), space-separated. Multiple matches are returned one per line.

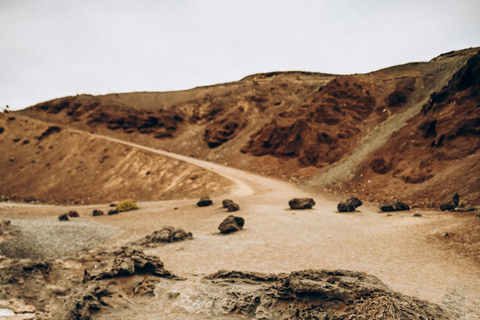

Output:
xmin=222 ymin=199 xmax=234 ymax=208
xmin=227 ymin=203 xmax=240 ymax=212
xmin=67 ymin=211 xmax=79 ymax=217
xmin=109 ymin=203 xmax=117 ymax=207
xmin=58 ymin=214 xmax=69 ymax=221
xmin=92 ymin=210 xmax=104 ymax=216
xmin=289 ymin=198 xmax=315 ymax=209
xmin=413 ymin=212 xmax=422 ymax=217
xmin=108 ymin=209 xmax=119 ymax=215
xmin=197 ymin=196 xmax=213 ymax=207
xmin=338 ymin=197 xmax=362 ymax=212
xmin=219 ymin=215 xmax=245 ymax=234
xmin=440 ymin=193 xmax=459 ymax=211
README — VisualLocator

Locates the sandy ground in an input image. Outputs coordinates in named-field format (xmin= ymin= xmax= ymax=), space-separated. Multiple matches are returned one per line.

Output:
xmin=1 ymin=134 xmax=479 ymax=319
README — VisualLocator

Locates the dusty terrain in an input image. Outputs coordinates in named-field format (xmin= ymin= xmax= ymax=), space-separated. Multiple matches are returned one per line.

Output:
xmin=1 ymin=47 xmax=480 ymax=319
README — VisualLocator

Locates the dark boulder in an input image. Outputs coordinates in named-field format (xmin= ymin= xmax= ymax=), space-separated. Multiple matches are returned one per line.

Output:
xmin=395 ymin=202 xmax=410 ymax=211
xmin=68 ymin=210 xmax=79 ymax=217
xmin=108 ymin=209 xmax=119 ymax=215
xmin=92 ymin=210 xmax=104 ymax=216
xmin=379 ymin=202 xmax=396 ymax=212
xmin=289 ymin=198 xmax=315 ymax=209
xmin=227 ymin=202 xmax=240 ymax=212
xmin=440 ymin=193 xmax=459 ymax=211
xmin=58 ymin=214 xmax=69 ymax=221
xmin=219 ymin=215 xmax=245 ymax=234
xmin=197 ymin=196 xmax=213 ymax=207
xmin=222 ymin=199 xmax=234 ymax=208
xmin=379 ymin=202 xmax=410 ymax=212
xmin=338 ymin=197 xmax=363 ymax=212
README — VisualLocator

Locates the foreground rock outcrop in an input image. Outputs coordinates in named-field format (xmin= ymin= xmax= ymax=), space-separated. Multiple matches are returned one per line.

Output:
xmin=199 ymin=269 xmax=450 ymax=319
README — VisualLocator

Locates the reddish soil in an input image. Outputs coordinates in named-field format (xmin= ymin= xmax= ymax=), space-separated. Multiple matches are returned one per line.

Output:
xmin=344 ymin=50 xmax=480 ymax=207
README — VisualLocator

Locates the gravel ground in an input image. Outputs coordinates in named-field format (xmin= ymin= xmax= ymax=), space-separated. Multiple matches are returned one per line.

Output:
xmin=0 ymin=217 xmax=119 ymax=260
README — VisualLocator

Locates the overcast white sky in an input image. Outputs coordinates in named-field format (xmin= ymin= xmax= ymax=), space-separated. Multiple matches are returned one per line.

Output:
xmin=1 ymin=0 xmax=479 ymax=110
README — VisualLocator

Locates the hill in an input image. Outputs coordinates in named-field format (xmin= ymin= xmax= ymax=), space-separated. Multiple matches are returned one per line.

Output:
xmin=14 ymin=47 xmax=480 ymax=206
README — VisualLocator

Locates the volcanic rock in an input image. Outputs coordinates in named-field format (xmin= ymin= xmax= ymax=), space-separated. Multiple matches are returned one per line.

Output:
xmin=219 ymin=215 xmax=245 ymax=234
xmin=83 ymin=247 xmax=172 ymax=282
xmin=197 ymin=196 xmax=213 ymax=207
xmin=337 ymin=197 xmax=363 ymax=212
xmin=108 ymin=209 xmax=119 ymax=215
xmin=222 ymin=199 xmax=234 ymax=208
xmin=67 ymin=210 xmax=79 ymax=217
xmin=140 ymin=226 xmax=193 ymax=244
xmin=288 ymin=198 xmax=315 ymax=209
xmin=440 ymin=193 xmax=460 ymax=211
xmin=379 ymin=201 xmax=410 ymax=212
xmin=92 ymin=210 xmax=104 ymax=216
xmin=58 ymin=214 xmax=69 ymax=221
xmin=227 ymin=202 xmax=240 ymax=212
xmin=202 ymin=269 xmax=449 ymax=319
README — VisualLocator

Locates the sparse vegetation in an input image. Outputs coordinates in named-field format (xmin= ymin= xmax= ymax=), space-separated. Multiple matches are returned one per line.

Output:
xmin=117 ymin=199 xmax=138 ymax=212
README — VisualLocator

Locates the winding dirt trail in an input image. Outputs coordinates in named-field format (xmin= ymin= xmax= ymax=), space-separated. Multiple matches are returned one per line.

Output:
xmin=1 ymin=131 xmax=479 ymax=318
xmin=83 ymin=133 xmax=480 ymax=319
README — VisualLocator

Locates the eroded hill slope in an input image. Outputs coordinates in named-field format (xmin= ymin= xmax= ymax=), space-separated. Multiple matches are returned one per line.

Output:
xmin=0 ymin=114 xmax=231 ymax=204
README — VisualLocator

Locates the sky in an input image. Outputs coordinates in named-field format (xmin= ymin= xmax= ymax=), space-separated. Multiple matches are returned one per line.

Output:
xmin=1 ymin=0 xmax=479 ymax=111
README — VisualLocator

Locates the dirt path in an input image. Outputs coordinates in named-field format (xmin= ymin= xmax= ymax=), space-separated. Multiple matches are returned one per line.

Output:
xmin=1 ymin=131 xmax=479 ymax=319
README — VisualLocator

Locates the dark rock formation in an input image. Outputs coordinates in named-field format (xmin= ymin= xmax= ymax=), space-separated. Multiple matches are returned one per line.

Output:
xmin=222 ymin=199 xmax=234 ymax=208
xmin=92 ymin=210 xmax=104 ymax=216
xmin=197 ymin=196 xmax=213 ymax=207
xmin=219 ymin=215 xmax=245 ymax=234
xmin=379 ymin=201 xmax=410 ymax=212
xmin=58 ymin=214 xmax=69 ymax=221
xmin=108 ymin=209 xmax=119 ymax=215
xmin=67 ymin=210 xmax=79 ymax=217
xmin=227 ymin=202 xmax=240 ymax=212
xmin=337 ymin=197 xmax=363 ymax=212
xmin=288 ymin=198 xmax=315 ymax=209
xmin=440 ymin=193 xmax=460 ymax=211
xmin=138 ymin=226 xmax=193 ymax=244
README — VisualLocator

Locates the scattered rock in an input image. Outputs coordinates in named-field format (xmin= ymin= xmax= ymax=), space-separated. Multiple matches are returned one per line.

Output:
xmin=440 ymin=193 xmax=459 ymax=211
xmin=197 ymin=196 xmax=213 ymax=207
xmin=414 ymin=212 xmax=422 ymax=217
xmin=227 ymin=202 xmax=240 ymax=212
xmin=139 ymin=226 xmax=193 ymax=244
xmin=58 ymin=214 xmax=69 ymax=221
xmin=222 ymin=199 xmax=234 ymax=208
xmin=337 ymin=197 xmax=362 ymax=212
xmin=67 ymin=211 xmax=79 ymax=217
xmin=109 ymin=203 xmax=117 ymax=207
xmin=379 ymin=201 xmax=410 ymax=212
xmin=219 ymin=215 xmax=245 ymax=234
xmin=92 ymin=210 xmax=104 ymax=216
xmin=289 ymin=198 xmax=315 ymax=209
xmin=108 ymin=209 xmax=119 ymax=215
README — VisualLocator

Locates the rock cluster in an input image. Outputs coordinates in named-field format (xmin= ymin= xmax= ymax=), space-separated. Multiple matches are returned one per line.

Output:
xmin=440 ymin=193 xmax=460 ymax=211
xmin=379 ymin=201 xmax=410 ymax=212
